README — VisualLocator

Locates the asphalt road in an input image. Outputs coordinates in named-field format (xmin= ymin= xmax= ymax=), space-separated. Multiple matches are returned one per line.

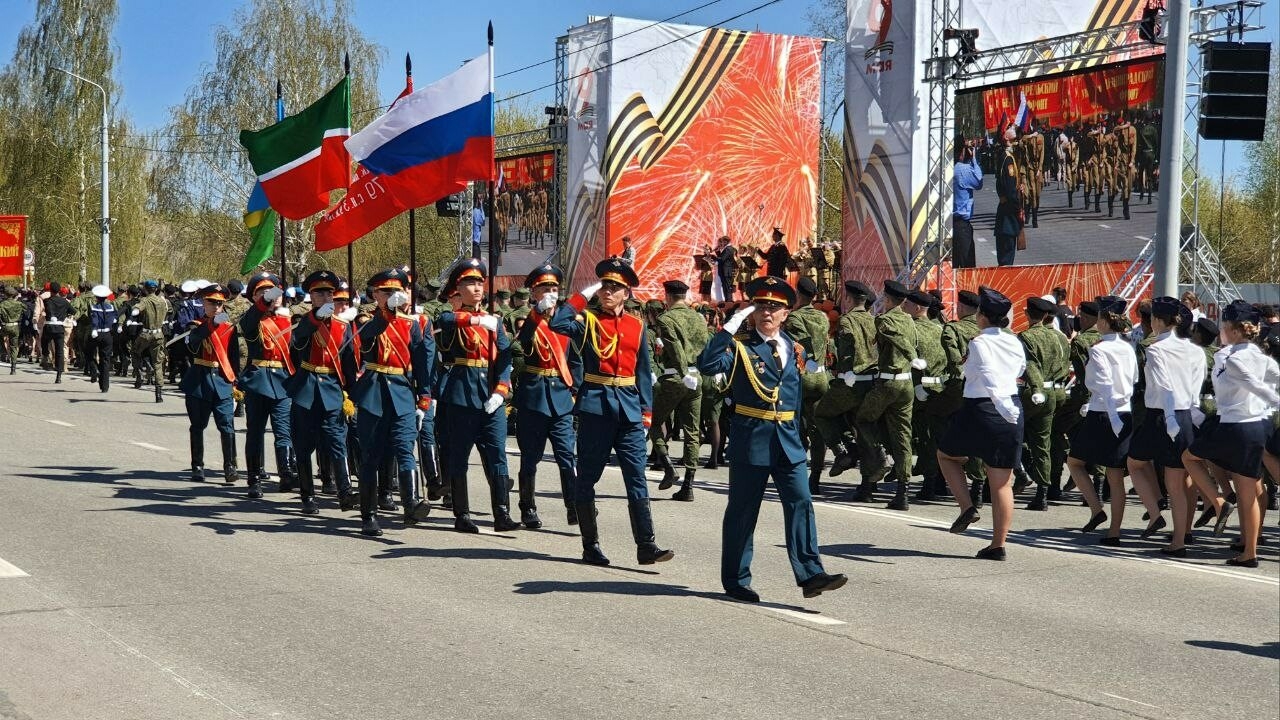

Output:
xmin=0 ymin=367 xmax=1276 ymax=720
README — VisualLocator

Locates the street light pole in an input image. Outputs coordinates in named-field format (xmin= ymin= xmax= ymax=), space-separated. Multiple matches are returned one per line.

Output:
xmin=55 ymin=68 xmax=110 ymax=287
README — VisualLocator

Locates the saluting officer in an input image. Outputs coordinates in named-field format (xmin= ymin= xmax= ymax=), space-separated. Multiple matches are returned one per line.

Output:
xmin=815 ymin=281 xmax=878 ymax=483
xmin=650 ymin=279 xmax=709 ymax=501
xmin=180 ymin=284 xmax=240 ymax=484
xmin=289 ymin=271 xmax=361 ymax=520
xmin=235 ymin=272 xmax=298 ymax=501
xmin=435 ymin=259 xmax=517 ymax=533
xmin=513 ymin=264 xmax=580 ymax=526
xmin=1019 ymin=296 xmax=1070 ymax=510
xmin=549 ymin=258 xmax=673 ymax=567
xmin=855 ymin=280 xmax=921 ymax=504
xmin=784 ymin=277 xmax=832 ymax=494
xmin=352 ymin=268 xmax=435 ymax=535
xmin=698 ymin=276 xmax=847 ymax=602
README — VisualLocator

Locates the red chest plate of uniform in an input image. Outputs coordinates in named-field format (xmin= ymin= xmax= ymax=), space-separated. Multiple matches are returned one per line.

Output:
xmin=309 ymin=317 xmax=353 ymax=371
xmin=374 ymin=315 xmax=415 ymax=369
xmin=199 ymin=322 xmax=237 ymax=381
xmin=591 ymin=312 xmax=643 ymax=377
xmin=258 ymin=315 xmax=293 ymax=363
xmin=529 ymin=316 xmax=569 ymax=369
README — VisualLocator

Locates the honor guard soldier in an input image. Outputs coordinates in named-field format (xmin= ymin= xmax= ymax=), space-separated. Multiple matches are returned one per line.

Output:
xmin=132 ymin=279 xmax=168 ymax=402
xmin=513 ymin=264 xmax=580 ymax=526
xmin=816 ymin=281 xmax=879 ymax=483
xmin=855 ymin=280 xmax=921 ymax=505
xmin=86 ymin=285 xmax=118 ymax=392
xmin=698 ymin=276 xmax=847 ymax=602
xmin=289 ymin=271 xmax=360 ymax=518
xmin=904 ymin=288 xmax=948 ymax=510
xmin=180 ymin=284 xmax=240 ymax=484
xmin=435 ymin=259 xmax=516 ymax=533
xmin=235 ymin=273 xmax=298 ymax=501
xmin=784 ymin=277 xmax=832 ymax=494
xmin=549 ymin=258 xmax=674 ymax=567
xmin=650 ymin=278 xmax=710 ymax=500
xmin=352 ymin=268 xmax=435 ymax=535
xmin=404 ymin=285 xmax=444 ymax=504
xmin=1019 ymin=296 xmax=1070 ymax=510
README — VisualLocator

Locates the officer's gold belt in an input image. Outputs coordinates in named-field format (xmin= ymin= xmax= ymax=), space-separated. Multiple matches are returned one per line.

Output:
xmin=734 ymin=405 xmax=796 ymax=422
xmin=251 ymin=360 xmax=284 ymax=368
xmin=447 ymin=358 xmax=489 ymax=368
xmin=524 ymin=367 xmax=557 ymax=377
xmin=365 ymin=362 xmax=406 ymax=375
xmin=300 ymin=361 xmax=332 ymax=374
xmin=583 ymin=372 xmax=635 ymax=387
xmin=194 ymin=358 xmax=219 ymax=368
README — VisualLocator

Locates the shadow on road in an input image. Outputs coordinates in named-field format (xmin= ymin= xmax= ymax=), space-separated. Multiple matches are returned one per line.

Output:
xmin=1184 ymin=639 xmax=1280 ymax=660
xmin=373 ymin=545 xmax=580 ymax=565
xmin=819 ymin=542 xmax=972 ymax=562
xmin=513 ymin=579 xmax=722 ymax=600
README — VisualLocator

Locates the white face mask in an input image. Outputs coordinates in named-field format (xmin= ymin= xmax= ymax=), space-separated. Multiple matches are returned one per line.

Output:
xmin=543 ymin=291 xmax=559 ymax=304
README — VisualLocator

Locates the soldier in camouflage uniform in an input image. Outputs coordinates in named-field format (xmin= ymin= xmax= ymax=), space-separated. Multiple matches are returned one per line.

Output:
xmin=0 ymin=286 xmax=23 ymax=374
xmin=417 ymin=279 xmax=449 ymax=322
xmin=1018 ymin=123 xmax=1045 ymax=228
xmin=855 ymin=280 xmax=921 ymax=504
xmin=1019 ymin=297 xmax=1070 ymax=510
xmin=815 ymin=281 xmax=878 ymax=487
xmin=1052 ymin=300 xmax=1102 ymax=500
xmin=784 ymin=277 xmax=832 ymax=494
xmin=71 ymin=283 xmax=93 ymax=373
xmin=650 ymin=280 xmax=709 ymax=501
xmin=923 ymin=291 xmax=984 ymax=503
xmin=902 ymin=290 xmax=948 ymax=511
xmin=699 ymin=363 xmax=729 ymax=470
xmin=131 ymin=280 xmax=168 ymax=402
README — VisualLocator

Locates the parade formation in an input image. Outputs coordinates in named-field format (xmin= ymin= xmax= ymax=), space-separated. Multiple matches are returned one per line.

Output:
xmin=2 ymin=252 xmax=1277 ymax=600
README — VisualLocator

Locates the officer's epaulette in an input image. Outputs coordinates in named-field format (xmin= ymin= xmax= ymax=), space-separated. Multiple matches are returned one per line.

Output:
xmin=330 ymin=315 xmax=349 ymax=325
xmin=395 ymin=311 xmax=416 ymax=321
xmin=732 ymin=331 xmax=752 ymax=343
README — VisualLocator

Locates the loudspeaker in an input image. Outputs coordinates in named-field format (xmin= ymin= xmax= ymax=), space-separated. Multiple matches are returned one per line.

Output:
xmin=1199 ymin=41 xmax=1271 ymax=141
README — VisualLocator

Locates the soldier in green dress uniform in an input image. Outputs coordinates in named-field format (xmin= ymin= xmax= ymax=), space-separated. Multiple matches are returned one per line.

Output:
xmin=1019 ymin=297 xmax=1070 ymax=510
xmin=855 ymin=280 xmax=921 ymax=505
xmin=903 ymin=289 xmax=948 ymax=511
xmin=815 ymin=281 xmax=879 ymax=490
xmin=649 ymin=280 xmax=709 ymax=501
xmin=785 ymin=277 xmax=832 ymax=494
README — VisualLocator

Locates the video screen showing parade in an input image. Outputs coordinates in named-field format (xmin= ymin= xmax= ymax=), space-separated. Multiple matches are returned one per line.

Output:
xmin=487 ymin=151 xmax=556 ymax=279
xmin=953 ymin=58 xmax=1165 ymax=269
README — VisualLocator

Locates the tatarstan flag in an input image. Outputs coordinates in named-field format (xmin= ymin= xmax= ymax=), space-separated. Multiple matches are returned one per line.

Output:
xmin=239 ymin=77 xmax=351 ymax=220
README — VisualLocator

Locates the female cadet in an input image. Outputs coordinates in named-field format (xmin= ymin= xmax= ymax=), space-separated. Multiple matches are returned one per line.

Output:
xmin=1066 ymin=296 xmax=1138 ymax=544
xmin=1124 ymin=298 xmax=1205 ymax=556
xmin=938 ymin=286 xmax=1027 ymax=560
xmin=1182 ymin=301 xmax=1280 ymax=567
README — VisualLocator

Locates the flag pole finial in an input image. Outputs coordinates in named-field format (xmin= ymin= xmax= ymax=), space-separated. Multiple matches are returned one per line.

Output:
xmin=344 ymin=52 xmax=350 ymax=76
xmin=275 ymin=79 xmax=282 ymax=99
xmin=488 ymin=21 xmax=493 ymax=46
xmin=405 ymin=52 xmax=412 ymax=76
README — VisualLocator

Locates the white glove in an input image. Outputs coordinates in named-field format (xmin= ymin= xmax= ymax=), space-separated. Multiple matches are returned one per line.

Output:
xmin=262 ymin=287 xmax=283 ymax=302
xmin=314 ymin=302 xmax=334 ymax=319
xmin=91 ymin=329 xmax=99 ymax=339
xmin=483 ymin=392 xmax=504 ymax=415
xmin=472 ymin=314 xmax=499 ymax=332
xmin=337 ymin=307 xmax=359 ymax=322
xmin=681 ymin=368 xmax=699 ymax=389
xmin=274 ymin=306 xmax=291 ymax=317
xmin=1108 ymin=411 xmax=1124 ymax=437
xmin=911 ymin=358 xmax=928 ymax=371
xmin=1031 ymin=392 xmax=1045 ymax=405
xmin=415 ymin=409 xmax=425 ymax=427
xmin=722 ymin=305 xmax=756 ymax=334
xmin=536 ymin=294 xmax=557 ymax=313
xmin=130 ymin=308 xmax=140 ymax=317
xmin=713 ymin=372 xmax=726 ymax=385
xmin=387 ymin=290 xmax=409 ymax=309
xmin=914 ymin=385 xmax=927 ymax=401
xmin=1190 ymin=407 xmax=1206 ymax=428
xmin=1080 ymin=404 xmax=1090 ymax=418
xmin=805 ymin=359 xmax=821 ymax=374
xmin=212 ymin=312 xmax=229 ymax=327
xmin=839 ymin=371 xmax=855 ymax=387
xmin=580 ymin=282 xmax=603 ymax=300
xmin=1165 ymin=413 xmax=1181 ymax=441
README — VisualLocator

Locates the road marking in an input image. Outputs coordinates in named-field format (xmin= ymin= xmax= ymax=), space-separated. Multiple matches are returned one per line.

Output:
xmin=44 ymin=419 xmax=75 ymax=427
xmin=1100 ymin=692 xmax=1159 ymax=709
xmin=760 ymin=606 xmax=846 ymax=626
xmin=131 ymin=441 xmax=169 ymax=452
xmin=1098 ymin=223 xmax=1111 ymax=229
xmin=0 ymin=557 xmax=29 ymax=579
xmin=1135 ymin=235 xmax=1152 ymax=241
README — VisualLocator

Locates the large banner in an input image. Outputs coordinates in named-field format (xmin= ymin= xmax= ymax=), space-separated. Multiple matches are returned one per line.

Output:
xmin=0 ymin=215 xmax=26 ymax=278
xmin=980 ymin=60 xmax=1162 ymax=130
xmin=565 ymin=17 xmax=823 ymax=296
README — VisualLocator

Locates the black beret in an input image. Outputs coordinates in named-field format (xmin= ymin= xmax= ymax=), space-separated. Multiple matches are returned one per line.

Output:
xmin=1026 ymin=296 xmax=1057 ymax=314
xmin=957 ymin=290 xmax=981 ymax=308
xmin=907 ymin=289 xmax=933 ymax=307
xmin=883 ymin=279 xmax=909 ymax=300
xmin=1195 ymin=317 xmax=1218 ymax=338
xmin=796 ymin=277 xmax=818 ymax=297
xmin=978 ymin=285 xmax=1011 ymax=318
xmin=1096 ymin=295 xmax=1127 ymax=315
xmin=1150 ymin=296 xmax=1181 ymax=320
xmin=663 ymin=279 xmax=690 ymax=295
xmin=226 ymin=279 xmax=244 ymax=295
xmin=844 ymin=280 xmax=873 ymax=300
xmin=1079 ymin=301 xmax=1099 ymax=316
xmin=1221 ymin=299 xmax=1260 ymax=324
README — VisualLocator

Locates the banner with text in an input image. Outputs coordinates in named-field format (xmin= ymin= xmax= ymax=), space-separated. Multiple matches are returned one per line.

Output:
xmin=0 ymin=215 xmax=26 ymax=278
xmin=981 ymin=60 xmax=1162 ymax=131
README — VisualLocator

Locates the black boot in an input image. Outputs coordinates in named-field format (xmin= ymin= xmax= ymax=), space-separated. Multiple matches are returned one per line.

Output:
xmin=969 ymin=478 xmax=984 ymax=510
xmin=560 ymin=469 xmax=578 ymax=525
xmin=399 ymin=468 xmax=431 ymax=527
xmin=1122 ymin=200 xmax=1130 ymax=220
xmin=656 ymin=451 xmax=678 ymax=490
xmin=272 ymin=447 xmax=295 ymax=495
xmin=154 ymin=379 xmax=163 ymax=403
xmin=490 ymin=476 xmax=521 ymax=532
xmin=629 ymin=499 xmax=674 ymax=565
xmin=1031 ymin=207 xmax=1039 ymax=228
xmin=296 ymin=455 xmax=318 ymax=514
xmin=1067 ymin=190 xmax=1073 ymax=208
xmin=233 ymin=400 xmax=244 ymax=418
xmin=913 ymin=474 xmax=940 ymax=502
xmin=220 ymin=433 xmax=238 ymax=485
xmin=576 ymin=501 xmax=609 ymax=565
xmin=672 ymin=468 xmax=695 ymax=502
xmin=886 ymin=480 xmax=909 ymax=511
xmin=54 ymin=371 xmax=61 ymax=384
xmin=246 ymin=451 xmax=263 ymax=499
xmin=190 ymin=430 xmax=205 ymax=482
xmin=451 ymin=473 xmax=479 ymax=533
xmin=420 ymin=441 xmax=443 ymax=501
xmin=1107 ymin=195 xmax=1115 ymax=217
xmin=1026 ymin=484 xmax=1049 ymax=511
xmin=360 ymin=513 xmax=382 ymax=536
xmin=828 ymin=440 xmax=859 ymax=477
xmin=518 ymin=472 xmax=542 ymax=529
xmin=316 ymin=452 xmax=335 ymax=495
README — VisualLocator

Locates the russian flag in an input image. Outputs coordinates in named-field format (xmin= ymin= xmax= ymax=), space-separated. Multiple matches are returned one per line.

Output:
xmin=1014 ymin=92 xmax=1034 ymax=132
xmin=345 ymin=51 xmax=494 ymax=211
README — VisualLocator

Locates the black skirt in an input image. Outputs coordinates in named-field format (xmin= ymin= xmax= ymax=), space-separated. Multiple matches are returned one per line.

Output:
xmin=1069 ymin=410 xmax=1133 ymax=469
xmin=938 ymin=396 xmax=1025 ymax=469
xmin=1127 ymin=408 xmax=1194 ymax=469
xmin=1188 ymin=418 xmax=1271 ymax=479
xmin=1267 ymin=424 xmax=1280 ymax=457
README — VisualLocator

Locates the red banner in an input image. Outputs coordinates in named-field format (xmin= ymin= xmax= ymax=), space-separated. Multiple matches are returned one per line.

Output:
xmin=982 ymin=60 xmax=1162 ymax=130
xmin=497 ymin=151 xmax=554 ymax=190
xmin=0 ymin=215 xmax=26 ymax=278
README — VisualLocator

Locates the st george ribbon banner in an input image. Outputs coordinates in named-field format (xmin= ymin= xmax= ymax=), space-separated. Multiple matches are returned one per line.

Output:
xmin=0 ymin=216 xmax=26 ymax=278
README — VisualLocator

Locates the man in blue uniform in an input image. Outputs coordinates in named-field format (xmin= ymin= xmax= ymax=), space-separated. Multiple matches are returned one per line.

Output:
xmin=180 ymin=284 xmax=240 ymax=484
xmin=698 ymin=276 xmax=847 ymax=602
xmin=549 ymin=258 xmax=674 ymax=567
xmin=352 ymin=268 xmax=435 ymax=535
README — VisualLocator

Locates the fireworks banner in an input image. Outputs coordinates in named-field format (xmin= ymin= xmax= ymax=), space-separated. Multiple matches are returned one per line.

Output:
xmin=564 ymin=16 xmax=823 ymax=297
xmin=950 ymin=260 xmax=1134 ymax=331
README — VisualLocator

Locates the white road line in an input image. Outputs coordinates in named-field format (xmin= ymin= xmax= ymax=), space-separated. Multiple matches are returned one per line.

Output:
xmin=44 ymin=419 xmax=75 ymax=427
xmin=1100 ymin=692 xmax=1160 ymax=709
xmin=1135 ymin=235 xmax=1152 ymax=241
xmin=1098 ymin=223 xmax=1111 ymax=229
xmin=0 ymin=557 xmax=30 ymax=579
xmin=131 ymin=441 xmax=170 ymax=452
xmin=760 ymin=606 xmax=846 ymax=626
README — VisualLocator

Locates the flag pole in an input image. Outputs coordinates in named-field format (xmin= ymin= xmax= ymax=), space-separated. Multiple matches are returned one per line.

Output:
xmin=486 ymin=22 xmax=497 ymax=314
xmin=275 ymin=79 xmax=287 ymax=282
xmin=344 ymin=52 xmax=354 ymax=285
xmin=406 ymin=53 xmax=417 ymax=289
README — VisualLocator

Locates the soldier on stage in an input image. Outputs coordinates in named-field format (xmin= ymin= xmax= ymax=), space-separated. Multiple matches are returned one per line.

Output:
xmin=180 ymin=284 xmax=240 ymax=484
xmin=784 ymin=277 xmax=832 ymax=494
xmin=549 ymin=258 xmax=674 ymax=567
xmin=435 ymin=259 xmax=516 ymax=533
xmin=131 ymin=280 xmax=167 ymax=402
xmin=856 ymin=280 xmax=921 ymax=506
xmin=234 ymin=272 xmax=300 ymax=502
xmin=649 ymin=279 xmax=709 ymax=501
xmin=513 ymin=264 xmax=579 ymax=526
xmin=816 ymin=281 xmax=878 ymax=484
xmin=1018 ymin=121 xmax=1045 ymax=228
xmin=1112 ymin=113 xmax=1138 ymax=220
xmin=351 ymin=268 xmax=435 ymax=535
xmin=1019 ymin=297 xmax=1070 ymax=510
xmin=289 ymin=271 xmax=361 ymax=521
xmin=698 ymin=276 xmax=847 ymax=602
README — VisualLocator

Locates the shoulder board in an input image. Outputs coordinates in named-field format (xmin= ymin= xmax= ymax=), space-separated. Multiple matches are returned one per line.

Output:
xmin=732 ymin=331 xmax=753 ymax=343
xmin=330 ymin=316 xmax=349 ymax=326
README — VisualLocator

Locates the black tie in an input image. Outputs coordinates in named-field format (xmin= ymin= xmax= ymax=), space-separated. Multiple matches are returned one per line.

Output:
xmin=767 ymin=339 xmax=781 ymax=370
